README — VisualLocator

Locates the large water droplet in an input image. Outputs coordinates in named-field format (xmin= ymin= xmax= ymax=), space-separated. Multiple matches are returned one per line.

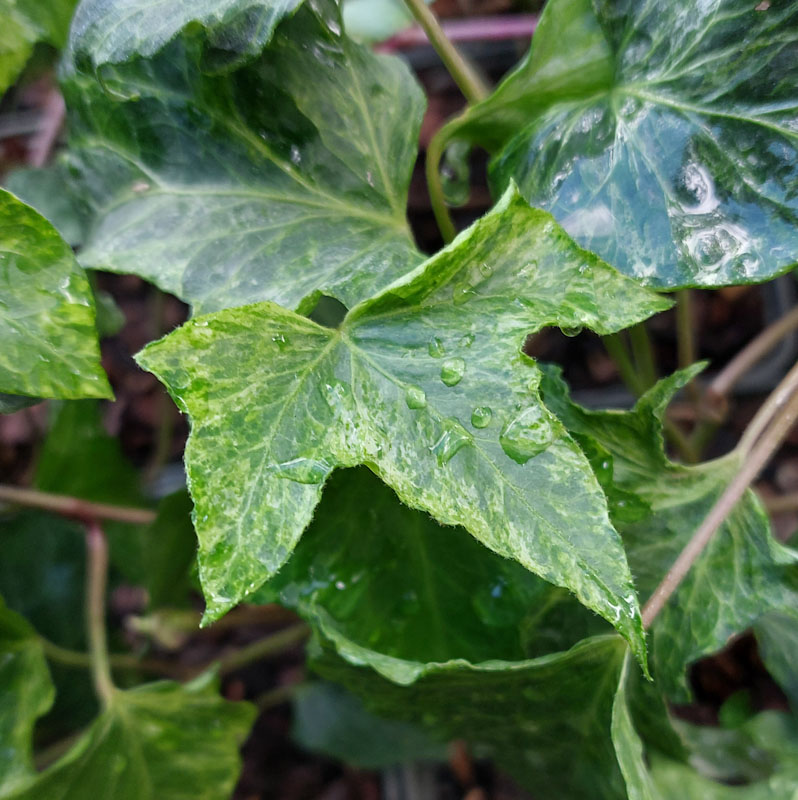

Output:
xmin=440 ymin=357 xmax=465 ymax=386
xmin=405 ymin=385 xmax=427 ymax=409
xmin=429 ymin=423 xmax=472 ymax=465
xmin=471 ymin=406 xmax=492 ymax=428
xmin=271 ymin=457 xmax=330 ymax=484
xmin=499 ymin=406 xmax=559 ymax=463
xmin=452 ymin=281 xmax=476 ymax=305
xmin=428 ymin=336 xmax=445 ymax=358
xmin=561 ymin=325 xmax=583 ymax=338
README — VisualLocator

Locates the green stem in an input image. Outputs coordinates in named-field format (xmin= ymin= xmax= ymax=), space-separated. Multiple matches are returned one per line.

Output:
xmin=738 ymin=359 xmax=798 ymax=457
xmin=85 ymin=522 xmax=115 ymax=707
xmin=217 ymin=624 xmax=310 ymax=675
xmin=426 ymin=124 xmax=458 ymax=244
xmin=39 ymin=637 xmax=184 ymax=677
xmin=603 ymin=332 xmax=645 ymax=396
xmin=628 ymin=322 xmax=657 ymax=390
xmin=402 ymin=0 xmax=489 ymax=105
xmin=642 ymin=376 xmax=798 ymax=628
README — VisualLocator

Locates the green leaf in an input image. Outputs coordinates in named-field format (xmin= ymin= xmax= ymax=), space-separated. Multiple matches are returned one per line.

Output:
xmin=0 ymin=190 xmax=111 ymax=400
xmin=755 ymin=610 xmax=798 ymax=713
xmin=138 ymin=186 xmax=670 ymax=660
xmin=257 ymin=467 xmax=608 ymax=674
xmin=341 ymin=0 xmax=430 ymax=43
xmin=60 ymin=0 xmax=424 ymax=315
xmin=450 ymin=0 xmax=798 ymax=289
xmin=292 ymin=681 xmax=447 ymax=768
xmin=540 ymin=364 xmax=798 ymax=699
xmin=68 ymin=0 xmax=304 ymax=73
xmin=2 ymin=676 xmax=256 ymax=800
xmin=313 ymin=632 xmax=632 ymax=799
xmin=0 ymin=395 xmax=40 ymax=414
xmin=0 ymin=598 xmax=54 ymax=793
xmin=0 ymin=0 xmax=77 ymax=95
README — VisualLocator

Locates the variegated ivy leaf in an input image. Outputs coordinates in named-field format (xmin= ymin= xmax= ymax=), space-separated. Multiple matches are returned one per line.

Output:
xmin=67 ymin=0 xmax=304 ymax=74
xmin=1 ymin=673 xmax=256 ymax=800
xmin=447 ymin=0 xmax=798 ymax=289
xmin=137 ymin=186 xmax=671 ymax=662
xmin=540 ymin=364 xmax=798 ymax=700
xmin=59 ymin=0 xmax=424 ymax=315
xmin=0 ymin=190 xmax=111 ymax=401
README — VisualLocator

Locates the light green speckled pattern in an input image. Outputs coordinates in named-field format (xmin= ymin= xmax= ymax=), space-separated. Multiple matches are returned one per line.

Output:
xmin=2 ymin=676 xmax=255 ymax=800
xmin=454 ymin=0 xmax=798 ymax=289
xmin=541 ymin=364 xmax=798 ymax=701
xmin=138 ymin=186 xmax=670 ymax=661
xmin=0 ymin=599 xmax=55 ymax=795
xmin=0 ymin=190 xmax=110 ymax=400
xmin=60 ymin=0 xmax=424 ymax=315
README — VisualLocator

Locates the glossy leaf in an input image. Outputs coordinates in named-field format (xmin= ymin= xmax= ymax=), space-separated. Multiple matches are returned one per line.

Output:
xmin=0 ymin=190 xmax=110 ymax=400
xmin=139 ymin=186 xmax=670 ymax=660
xmin=541 ymin=364 xmax=798 ymax=699
xmin=68 ymin=0 xmax=304 ymax=73
xmin=451 ymin=0 xmax=798 ymax=289
xmin=0 ymin=0 xmax=77 ymax=95
xmin=2 ymin=675 xmax=256 ymax=800
xmin=292 ymin=682 xmax=447 ymax=768
xmin=0 ymin=598 xmax=54 ymax=793
xmin=60 ymin=0 xmax=424 ymax=314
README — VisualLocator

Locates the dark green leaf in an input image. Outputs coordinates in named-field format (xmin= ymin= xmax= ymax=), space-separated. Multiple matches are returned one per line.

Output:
xmin=0 ymin=395 xmax=40 ymax=415
xmin=0 ymin=598 xmax=54 ymax=793
xmin=755 ymin=610 xmax=798 ymax=713
xmin=61 ymin=1 xmax=424 ymax=314
xmin=451 ymin=0 xmax=798 ymax=289
xmin=292 ymin=681 xmax=447 ymax=768
xmin=0 ymin=190 xmax=110 ymax=400
xmin=139 ymin=186 xmax=670 ymax=660
xmin=3 ymin=674 xmax=256 ymax=800
xmin=540 ymin=364 xmax=798 ymax=699
xmin=68 ymin=0 xmax=304 ymax=73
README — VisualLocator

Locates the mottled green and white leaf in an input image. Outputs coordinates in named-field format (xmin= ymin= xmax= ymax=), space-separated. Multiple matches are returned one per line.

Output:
xmin=0 ymin=190 xmax=110 ymax=400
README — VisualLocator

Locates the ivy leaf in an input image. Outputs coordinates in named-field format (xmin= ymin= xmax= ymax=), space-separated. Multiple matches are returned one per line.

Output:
xmin=0 ymin=599 xmax=54 ymax=793
xmin=138 ymin=186 xmax=669 ymax=660
xmin=0 ymin=0 xmax=77 ymax=95
xmin=341 ymin=0 xmax=430 ymax=43
xmin=292 ymin=681 xmax=447 ymax=769
xmin=0 ymin=190 xmax=111 ymax=401
xmin=449 ymin=0 xmax=798 ymax=289
xmin=2 ymin=675 xmax=256 ymax=800
xmin=60 ymin=0 xmax=424 ymax=315
xmin=68 ymin=0 xmax=304 ymax=74
xmin=540 ymin=364 xmax=798 ymax=699
xmin=755 ymin=610 xmax=798 ymax=713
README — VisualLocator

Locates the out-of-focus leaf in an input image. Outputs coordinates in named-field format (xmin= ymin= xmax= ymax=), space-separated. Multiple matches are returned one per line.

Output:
xmin=61 ymin=0 xmax=425 ymax=315
xmin=138 ymin=187 xmax=670 ymax=661
xmin=540 ymin=364 xmax=798 ymax=700
xmin=292 ymin=681 xmax=447 ymax=768
xmin=0 ymin=190 xmax=110 ymax=400
xmin=2 ymin=674 xmax=256 ymax=800
xmin=0 ymin=598 xmax=54 ymax=793
xmin=0 ymin=395 xmax=39 ymax=414
xmin=341 ymin=0 xmax=430 ymax=43
xmin=449 ymin=0 xmax=798 ymax=289
xmin=0 ymin=0 xmax=78 ymax=95
xmin=755 ymin=610 xmax=798 ymax=713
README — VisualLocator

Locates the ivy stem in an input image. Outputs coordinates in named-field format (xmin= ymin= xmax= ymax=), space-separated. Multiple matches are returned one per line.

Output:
xmin=737 ymin=359 xmax=798 ymax=457
xmin=676 ymin=289 xmax=700 ymax=406
xmin=642 ymin=381 xmax=798 ymax=628
xmin=603 ymin=332 xmax=645 ymax=395
xmin=402 ymin=0 xmax=490 ymax=105
xmin=426 ymin=124 xmax=458 ymax=244
xmin=85 ymin=521 xmax=115 ymax=707
xmin=763 ymin=492 xmax=798 ymax=514
xmin=0 ymin=484 xmax=155 ymax=525
xmin=628 ymin=322 xmax=657 ymax=391
xmin=709 ymin=305 xmax=798 ymax=402
xmin=39 ymin=637 xmax=186 ymax=677
xmin=217 ymin=623 xmax=309 ymax=675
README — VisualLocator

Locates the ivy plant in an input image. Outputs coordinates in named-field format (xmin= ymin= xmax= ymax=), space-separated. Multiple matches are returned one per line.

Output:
xmin=1 ymin=0 xmax=798 ymax=797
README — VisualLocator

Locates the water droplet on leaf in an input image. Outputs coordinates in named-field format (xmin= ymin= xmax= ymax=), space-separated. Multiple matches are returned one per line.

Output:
xmin=405 ymin=385 xmax=427 ymax=409
xmin=499 ymin=406 xmax=560 ymax=463
xmin=471 ymin=406 xmax=492 ymax=428
xmin=272 ymin=333 xmax=287 ymax=350
xmin=272 ymin=457 xmax=330 ymax=484
xmin=561 ymin=326 xmax=583 ymax=338
xmin=428 ymin=336 xmax=445 ymax=358
xmin=429 ymin=423 xmax=472 ymax=465
xmin=459 ymin=332 xmax=475 ymax=348
xmin=440 ymin=357 xmax=465 ymax=386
